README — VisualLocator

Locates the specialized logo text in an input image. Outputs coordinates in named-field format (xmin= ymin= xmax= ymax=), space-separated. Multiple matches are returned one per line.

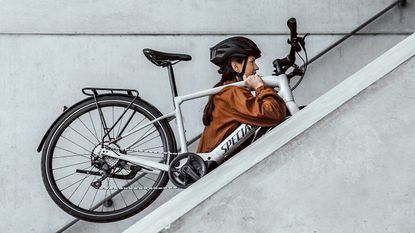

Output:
xmin=221 ymin=124 xmax=253 ymax=154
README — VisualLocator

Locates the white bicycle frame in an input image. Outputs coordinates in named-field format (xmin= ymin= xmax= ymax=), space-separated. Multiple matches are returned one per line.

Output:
xmin=101 ymin=73 xmax=299 ymax=173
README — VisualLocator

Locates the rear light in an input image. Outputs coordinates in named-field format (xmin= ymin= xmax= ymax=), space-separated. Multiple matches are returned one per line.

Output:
xmin=61 ymin=106 xmax=68 ymax=113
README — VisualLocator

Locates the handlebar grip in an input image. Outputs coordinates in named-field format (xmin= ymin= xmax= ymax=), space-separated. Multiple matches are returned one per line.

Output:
xmin=287 ymin=17 xmax=297 ymax=39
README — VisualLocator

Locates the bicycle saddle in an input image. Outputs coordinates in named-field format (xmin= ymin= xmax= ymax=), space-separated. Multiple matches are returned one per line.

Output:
xmin=143 ymin=48 xmax=191 ymax=67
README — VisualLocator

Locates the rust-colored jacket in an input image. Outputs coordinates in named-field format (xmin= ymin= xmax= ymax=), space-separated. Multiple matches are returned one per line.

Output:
xmin=197 ymin=84 xmax=286 ymax=153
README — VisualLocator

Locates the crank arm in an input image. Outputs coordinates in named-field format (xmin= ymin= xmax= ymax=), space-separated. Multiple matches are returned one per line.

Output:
xmin=182 ymin=165 xmax=201 ymax=181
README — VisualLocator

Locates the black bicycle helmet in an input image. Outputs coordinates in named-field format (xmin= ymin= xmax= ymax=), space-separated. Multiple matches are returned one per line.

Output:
xmin=210 ymin=36 xmax=261 ymax=67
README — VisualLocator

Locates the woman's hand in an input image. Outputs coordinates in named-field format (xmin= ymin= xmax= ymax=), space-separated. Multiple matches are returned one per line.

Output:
xmin=244 ymin=74 xmax=265 ymax=91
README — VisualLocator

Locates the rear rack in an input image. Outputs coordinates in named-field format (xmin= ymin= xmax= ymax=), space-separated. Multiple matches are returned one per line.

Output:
xmin=82 ymin=87 xmax=141 ymax=145
xmin=82 ymin=87 xmax=139 ymax=97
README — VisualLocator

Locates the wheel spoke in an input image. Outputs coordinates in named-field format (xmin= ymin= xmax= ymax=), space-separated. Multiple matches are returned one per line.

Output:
xmin=55 ymin=146 xmax=90 ymax=160
xmin=130 ymin=126 xmax=159 ymax=149
xmin=68 ymin=125 xmax=97 ymax=146
xmin=101 ymin=188 xmax=109 ymax=212
xmin=112 ymin=178 xmax=128 ymax=207
xmin=107 ymin=179 xmax=116 ymax=211
xmin=55 ymin=165 xmax=93 ymax=182
xmin=120 ymin=170 xmax=140 ymax=200
xmin=60 ymin=173 xmax=90 ymax=192
xmin=88 ymin=111 xmax=100 ymax=143
xmin=60 ymin=135 xmax=91 ymax=153
xmin=116 ymin=109 xmax=125 ymax=137
xmin=131 ymin=134 xmax=162 ymax=149
xmin=89 ymin=180 xmax=100 ymax=210
xmin=123 ymin=116 xmax=146 ymax=137
xmin=78 ymin=174 xmax=96 ymax=207
xmin=137 ymin=180 xmax=145 ymax=189
xmin=77 ymin=117 xmax=100 ymax=143
xmin=117 ymin=109 xmax=136 ymax=138
xmin=143 ymin=174 xmax=157 ymax=182
xmin=53 ymin=154 xmax=90 ymax=159
xmin=53 ymin=160 xmax=90 ymax=170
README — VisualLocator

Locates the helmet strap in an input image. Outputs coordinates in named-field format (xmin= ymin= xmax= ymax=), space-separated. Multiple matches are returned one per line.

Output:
xmin=236 ymin=58 xmax=248 ymax=80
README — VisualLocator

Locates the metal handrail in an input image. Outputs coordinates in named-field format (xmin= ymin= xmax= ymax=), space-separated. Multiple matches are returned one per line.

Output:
xmin=56 ymin=0 xmax=407 ymax=231
xmin=289 ymin=0 xmax=407 ymax=90
xmin=306 ymin=0 xmax=407 ymax=66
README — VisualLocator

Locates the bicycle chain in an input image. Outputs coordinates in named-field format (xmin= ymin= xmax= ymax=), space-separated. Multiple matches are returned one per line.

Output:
xmin=99 ymin=186 xmax=179 ymax=191
xmin=125 ymin=148 xmax=180 ymax=156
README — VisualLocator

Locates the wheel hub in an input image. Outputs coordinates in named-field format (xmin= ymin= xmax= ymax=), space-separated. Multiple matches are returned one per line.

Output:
xmin=90 ymin=144 xmax=121 ymax=171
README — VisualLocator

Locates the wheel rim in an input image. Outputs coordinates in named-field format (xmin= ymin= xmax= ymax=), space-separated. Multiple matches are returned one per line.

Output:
xmin=43 ymin=99 xmax=172 ymax=220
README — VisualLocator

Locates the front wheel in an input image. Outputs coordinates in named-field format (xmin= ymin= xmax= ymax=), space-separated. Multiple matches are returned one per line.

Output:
xmin=41 ymin=95 xmax=176 ymax=222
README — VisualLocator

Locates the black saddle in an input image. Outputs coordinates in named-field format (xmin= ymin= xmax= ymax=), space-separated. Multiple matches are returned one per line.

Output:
xmin=143 ymin=48 xmax=191 ymax=67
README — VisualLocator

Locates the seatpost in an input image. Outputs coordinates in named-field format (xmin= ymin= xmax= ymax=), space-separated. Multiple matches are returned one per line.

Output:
xmin=166 ymin=62 xmax=179 ymax=106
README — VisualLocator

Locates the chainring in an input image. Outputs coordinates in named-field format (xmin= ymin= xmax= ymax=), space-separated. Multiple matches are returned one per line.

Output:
xmin=168 ymin=153 xmax=207 ymax=189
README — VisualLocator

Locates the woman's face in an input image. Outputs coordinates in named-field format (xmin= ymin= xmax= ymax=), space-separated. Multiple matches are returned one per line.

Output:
xmin=231 ymin=56 xmax=259 ymax=80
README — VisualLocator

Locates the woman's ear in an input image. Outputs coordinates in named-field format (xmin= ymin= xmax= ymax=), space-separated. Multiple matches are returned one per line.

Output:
xmin=231 ymin=60 xmax=240 ymax=73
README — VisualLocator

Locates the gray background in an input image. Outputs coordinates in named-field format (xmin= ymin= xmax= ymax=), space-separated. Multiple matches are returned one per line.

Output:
xmin=0 ymin=0 xmax=414 ymax=232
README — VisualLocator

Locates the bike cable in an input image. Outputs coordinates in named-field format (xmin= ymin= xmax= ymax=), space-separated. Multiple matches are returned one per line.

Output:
xmin=291 ymin=41 xmax=309 ymax=91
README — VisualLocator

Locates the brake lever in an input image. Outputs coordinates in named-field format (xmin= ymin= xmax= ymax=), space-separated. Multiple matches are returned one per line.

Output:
xmin=287 ymin=67 xmax=305 ymax=81
xmin=287 ymin=38 xmax=302 ymax=53
xmin=299 ymin=33 xmax=310 ymax=48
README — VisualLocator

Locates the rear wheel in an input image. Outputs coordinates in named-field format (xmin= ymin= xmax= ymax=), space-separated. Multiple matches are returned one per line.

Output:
xmin=41 ymin=95 xmax=176 ymax=222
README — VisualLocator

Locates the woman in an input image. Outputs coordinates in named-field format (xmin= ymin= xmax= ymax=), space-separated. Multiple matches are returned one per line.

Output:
xmin=197 ymin=36 xmax=287 ymax=154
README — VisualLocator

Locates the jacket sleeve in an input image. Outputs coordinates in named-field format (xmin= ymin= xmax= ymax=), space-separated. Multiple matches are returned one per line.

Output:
xmin=221 ymin=85 xmax=287 ymax=127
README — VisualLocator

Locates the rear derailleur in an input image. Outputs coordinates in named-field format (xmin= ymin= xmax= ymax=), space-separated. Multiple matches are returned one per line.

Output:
xmin=76 ymin=147 xmax=141 ymax=189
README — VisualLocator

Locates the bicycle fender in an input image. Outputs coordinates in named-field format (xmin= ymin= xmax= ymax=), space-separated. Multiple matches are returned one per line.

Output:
xmin=37 ymin=96 xmax=95 ymax=153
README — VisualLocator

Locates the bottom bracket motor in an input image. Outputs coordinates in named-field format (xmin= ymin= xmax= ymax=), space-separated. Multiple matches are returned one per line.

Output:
xmin=168 ymin=153 xmax=207 ymax=189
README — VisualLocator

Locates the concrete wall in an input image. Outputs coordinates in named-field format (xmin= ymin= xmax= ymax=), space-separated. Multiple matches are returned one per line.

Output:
xmin=158 ymin=51 xmax=415 ymax=233
xmin=0 ymin=0 xmax=414 ymax=232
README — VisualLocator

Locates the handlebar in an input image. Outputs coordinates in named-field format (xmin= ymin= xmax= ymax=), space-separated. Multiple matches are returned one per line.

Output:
xmin=287 ymin=18 xmax=297 ymax=39
xmin=273 ymin=17 xmax=308 ymax=77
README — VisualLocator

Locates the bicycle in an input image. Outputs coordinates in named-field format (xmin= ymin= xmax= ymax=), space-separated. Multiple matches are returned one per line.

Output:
xmin=37 ymin=18 xmax=308 ymax=222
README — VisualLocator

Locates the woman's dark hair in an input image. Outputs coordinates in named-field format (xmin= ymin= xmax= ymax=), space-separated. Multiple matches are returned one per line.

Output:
xmin=202 ymin=57 xmax=244 ymax=126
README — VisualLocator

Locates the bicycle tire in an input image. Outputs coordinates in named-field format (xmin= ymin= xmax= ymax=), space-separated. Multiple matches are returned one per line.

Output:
xmin=41 ymin=94 xmax=176 ymax=222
